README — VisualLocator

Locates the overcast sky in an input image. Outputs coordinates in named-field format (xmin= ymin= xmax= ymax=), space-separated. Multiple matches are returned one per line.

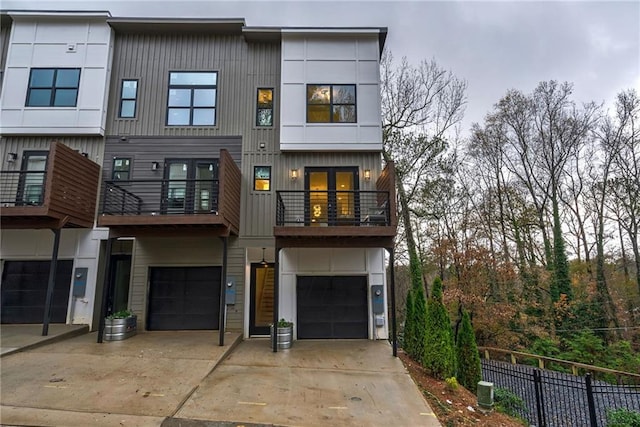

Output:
xmin=4 ymin=0 xmax=639 ymax=137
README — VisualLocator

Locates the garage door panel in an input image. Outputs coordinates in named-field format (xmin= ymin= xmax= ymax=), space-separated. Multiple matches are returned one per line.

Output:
xmin=297 ymin=276 xmax=368 ymax=339
xmin=1 ymin=260 xmax=72 ymax=324
xmin=148 ymin=267 xmax=220 ymax=331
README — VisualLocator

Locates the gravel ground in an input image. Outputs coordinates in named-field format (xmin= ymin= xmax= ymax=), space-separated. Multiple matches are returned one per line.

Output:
xmin=481 ymin=359 xmax=640 ymax=427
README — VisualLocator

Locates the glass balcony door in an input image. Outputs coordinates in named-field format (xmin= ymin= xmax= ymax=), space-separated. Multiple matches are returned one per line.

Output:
xmin=305 ymin=167 xmax=359 ymax=226
xmin=18 ymin=151 xmax=48 ymax=206
xmin=163 ymin=159 xmax=218 ymax=214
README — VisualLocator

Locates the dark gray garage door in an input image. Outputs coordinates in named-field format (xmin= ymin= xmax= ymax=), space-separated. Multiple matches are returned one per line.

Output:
xmin=147 ymin=267 xmax=221 ymax=330
xmin=297 ymin=276 xmax=368 ymax=339
xmin=1 ymin=260 xmax=73 ymax=324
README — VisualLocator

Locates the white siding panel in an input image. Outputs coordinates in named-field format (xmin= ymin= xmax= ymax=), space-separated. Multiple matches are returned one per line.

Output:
xmin=11 ymin=22 xmax=36 ymax=43
xmin=281 ymin=83 xmax=305 ymax=123
xmin=281 ymin=60 xmax=304 ymax=83
xmin=32 ymin=44 xmax=86 ymax=67
xmin=281 ymin=125 xmax=304 ymax=144
xmin=7 ymin=44 xmax=32 ymax=66
xmin=34 ymin=22 xmax=87 ymax=43
xmin=306 ymin=39 xmax=356 ymax=60
xmin=357 ymin=60 xmax=379 ymax=83
xmin=87 ymin=22 xmax=111 ymax=43
xmin=0 ymin=110 xmax=23 ymax=124
xmin=332 ymin=249 xmax=366 ymax=271
xmin=85 ymin=44 xmax=109 ymax=67
xmin=357 ymin=85 xmax=382 ymax=124
xmin=306 ymin=60 xmax=356 ymax=83
xmin=78 ymin=68 xmax=108 ymax=108
xmin=77 ymin=109 xmax=102 ymax=126
xmin=282 ymin=37 xmax=304 ymax=59
xmin=23 ymin=109 xmax=77 ymax=126
xmin=305 ymin=125 xmax=358 ymax=143
xmin=2 ymin=69 xmax=29 ymax=106
xmin=357 ymin=38 xmax=380 ymax=60
xmin=297 ymin=248 xmax=331 ymax=271
xmin=358 ymin=126 xmax=383 ymax=145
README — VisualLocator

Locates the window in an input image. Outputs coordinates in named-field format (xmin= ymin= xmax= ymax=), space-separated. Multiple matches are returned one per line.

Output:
xmin=256 ymin=88 xmax=273 ymax=126
xmin=112 ymin=158 xmax=131 ymax=180
xmin=307 ymin=84 xmax=356 ymax=123
xmin=167 ymin=72 xmax=217 ymax=126
xmin=119 ymin=80 xmax=138 ymax=118
xmin=26 ymin=68 xmax=81 ymax=107
xmin=254 ymin=166 xmax=271 ymax=191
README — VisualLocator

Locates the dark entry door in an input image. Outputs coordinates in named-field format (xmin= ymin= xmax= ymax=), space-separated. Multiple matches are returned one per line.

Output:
xmin=305 ymin=167 xmax=359 ymax=226
xmin=17 ymin=151 xmax=48 ymax=205
xmin=1 ymin=260 xmax=73 ymax=323
xmin=249 ymin=263 xmax=275 ymax=336
xmin=147 ymin=266 xmax=221 ymax=330
xmin=163 ymin=159 xmax=218 ymax=214
xmin=297 ymin=276 xmax=368 ymax=339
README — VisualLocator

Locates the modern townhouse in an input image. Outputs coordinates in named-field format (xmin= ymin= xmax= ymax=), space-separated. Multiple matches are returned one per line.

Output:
xmin=1 ymin=11 xmax=397 ymax=351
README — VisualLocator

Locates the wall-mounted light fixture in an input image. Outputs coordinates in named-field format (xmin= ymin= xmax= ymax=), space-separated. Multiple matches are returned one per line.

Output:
xmin=363 ymin=169 xmax=371 ymax=180
xmin=151 ymin=161 xmax=160 ymax=171
xmin=290 ymin=169 xmax=299 ymax=180
xmin=81 ymin=152 xmax=89 ymax=158
xmin=6 ymin=152 xmax=17 ymax=163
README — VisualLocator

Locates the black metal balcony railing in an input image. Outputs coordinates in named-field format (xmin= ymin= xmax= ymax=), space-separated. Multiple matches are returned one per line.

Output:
xmin=101 ymin=179 xmax=220 ymax=215
xmin=0 ymin=170 xmax=47 ymax=207
xmin=276 ymin=190 xmax=391 ymax=226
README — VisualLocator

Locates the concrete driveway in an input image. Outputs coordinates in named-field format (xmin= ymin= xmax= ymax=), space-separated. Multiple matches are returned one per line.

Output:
xmin=1 ymin=331 xmax=439 ymax=427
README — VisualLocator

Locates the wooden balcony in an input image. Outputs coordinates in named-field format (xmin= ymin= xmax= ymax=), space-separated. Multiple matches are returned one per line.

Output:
xmin=97 ymin=150 xmax=241 ymax=237
xmin=274 ymin=162 xmax=397 ymax=248
xmin=0 ymin=142 xmax=100 ymax=229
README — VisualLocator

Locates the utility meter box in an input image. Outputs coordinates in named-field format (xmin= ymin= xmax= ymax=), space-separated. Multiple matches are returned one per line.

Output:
xmin=371 ymin=285 xmax=384 ymax=314
xmin=72 ymin=267 xmax=88 ymax=297
xmin=225 ymin=277 xmax=236 ymax=305
xmin=477 ymin=381 xmax=494 ymax=410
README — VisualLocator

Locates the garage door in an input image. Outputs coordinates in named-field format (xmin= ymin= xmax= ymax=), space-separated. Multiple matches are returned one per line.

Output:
xmin=1 ymin=260 xmax=73 ymax=324
xmin=148 ymin=267 xmax=221 ymax=330
xmin=297 ymin=276 xmax=368 ymax=339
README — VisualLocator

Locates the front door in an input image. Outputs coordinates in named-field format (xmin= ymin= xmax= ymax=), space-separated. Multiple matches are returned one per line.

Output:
xmin=249 ymin=262 xmax=275 ymax=335
xmin=17 ymin=151 xmax=48 ymax=205
xmin=305 ymin=167 xmax=359 ymax=226
xmin=164 ymin=159 xmax=218 ymax=214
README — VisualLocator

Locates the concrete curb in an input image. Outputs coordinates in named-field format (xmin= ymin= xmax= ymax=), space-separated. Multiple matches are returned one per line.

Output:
xmin=1 ymin=325 xmax=90 ymax=358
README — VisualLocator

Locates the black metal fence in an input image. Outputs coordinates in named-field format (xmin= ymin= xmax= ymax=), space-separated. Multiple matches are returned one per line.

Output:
xmin=101 ymin=179 xmax=219 ymax=216
xmin=276 ymin=190 xmax=391 ymax=226
xmin=0 ymin=170 xmax=47 ymax=206
xmin=482 ymin=359 xmax=640 ymax=426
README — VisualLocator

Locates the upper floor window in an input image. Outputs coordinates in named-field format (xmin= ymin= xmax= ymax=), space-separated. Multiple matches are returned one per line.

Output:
xmin=119 ymin=80 xmax=138 ymax=118
xmin=307 ymin=84 xmax=356 ymax=123
xmin=112 ymin=157 xmax=131 ymax=180
xmin=26 ymin=68 xmax=81 ymax=107
xmin=167 ymin=72 xmax=217 ymax=126
xmin=256 ymin=88 xmax=273 ymax=127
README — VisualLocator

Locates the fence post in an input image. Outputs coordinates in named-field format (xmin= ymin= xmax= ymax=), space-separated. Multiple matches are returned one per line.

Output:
xmin=533 ymin=369 xmax=546 ymax=427
xmin=585 ymin=373 xmax=599 ymax=427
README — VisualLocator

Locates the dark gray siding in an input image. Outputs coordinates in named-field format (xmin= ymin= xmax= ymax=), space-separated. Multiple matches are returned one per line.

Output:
xmin=105 ymin=30 xmax=281 ymax=239
xmin=102 ymin=135 xmax=241 ymax=181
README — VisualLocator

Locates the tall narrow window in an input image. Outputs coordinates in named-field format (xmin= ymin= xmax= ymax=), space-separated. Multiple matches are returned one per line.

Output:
xmin=26 ymin=68 xmax=81 ymax=107
xmin=254 ymin=166 xmax=271 ymax=191
xmin=307 ymin=84 xmax=356 ymax=123
xmin=256 ymin=88 xmax=273 ymax=127
xmin=167 ymin=72 xmax=217 ymax=126
xmin=119 ymin=80 xmax=138 ymax=118
xmin=112 ymin=157 xmax=131 ymax=180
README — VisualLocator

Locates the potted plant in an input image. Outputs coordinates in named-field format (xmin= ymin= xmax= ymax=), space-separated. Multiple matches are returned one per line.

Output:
xmin=104 ymin=309 xmax=137 ymax=341
xmin=271 ymin=318 xmax=293 ymax=349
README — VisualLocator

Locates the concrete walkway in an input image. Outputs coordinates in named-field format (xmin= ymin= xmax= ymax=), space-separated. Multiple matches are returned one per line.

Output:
xmin=0 ymin=330 xmax=440 ymax=426
xmin=1 ymin=323 xmax=89 ymax=357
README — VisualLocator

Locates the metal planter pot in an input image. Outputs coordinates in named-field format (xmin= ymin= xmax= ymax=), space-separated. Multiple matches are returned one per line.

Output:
xmin=104 ymin=315 xmax=137 ymax=341
xmin=271 ymin=324 xmax=293 ymax=349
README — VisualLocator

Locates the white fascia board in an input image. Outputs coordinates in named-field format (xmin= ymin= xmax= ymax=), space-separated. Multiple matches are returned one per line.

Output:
xmin=7 ymin=10 xmax=112 ymax=19
xmin=0 ymin=127 xmax=105 ymax=136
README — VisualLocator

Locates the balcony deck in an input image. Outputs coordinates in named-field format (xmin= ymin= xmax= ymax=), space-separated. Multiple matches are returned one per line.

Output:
xmin=274 ymin=162 xmax=397 ymax=248
xmin=0 ymin=142 xmax=100 ymax=229
xmin=97 ymin=149 xmax=241 ymax=237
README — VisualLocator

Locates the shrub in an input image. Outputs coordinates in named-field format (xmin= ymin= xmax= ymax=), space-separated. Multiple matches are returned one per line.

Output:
xmin=413 ymin=286 xmax=428 ymax=362
xmin=445 ymin=376 xmax=459 ymax=391
xmin=606 ymin=408 xmax=640 ymax=427
xmin=455 ymin=310 xmax=481 ymax=393
xmin=423 ymin=277 xmax=456 ymax=379
xmin=494 ymin=387 xmax=527 ymax=418
xmin=403 ymin=289 xmax=415 ymax=356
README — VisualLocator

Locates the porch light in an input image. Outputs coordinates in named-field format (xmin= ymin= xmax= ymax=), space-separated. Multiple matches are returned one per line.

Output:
xmin=6 ymin=152 xmax=17 ymax=163
xmin=151 ymin=161 xmax=160 ymax=171
xmin=260 ymin=248 xmax=268 ymax=267
xmin=290 ymin=169 xmax=299 ymax=180
xmin=363 ymin=169 xmax=371 ymax=180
